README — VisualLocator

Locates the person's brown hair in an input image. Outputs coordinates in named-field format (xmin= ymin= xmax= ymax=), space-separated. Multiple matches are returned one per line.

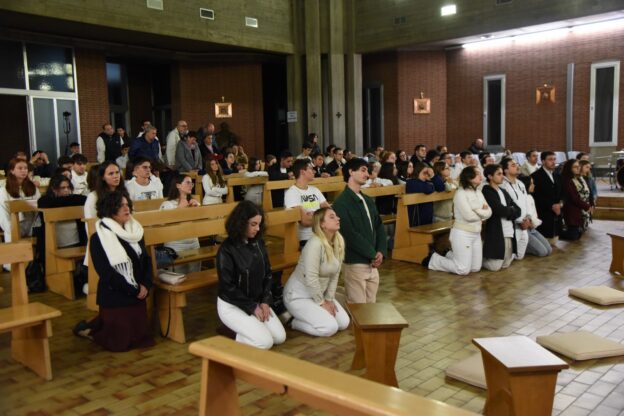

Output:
xmin=5 ymin=158 xmax=37 ymax=198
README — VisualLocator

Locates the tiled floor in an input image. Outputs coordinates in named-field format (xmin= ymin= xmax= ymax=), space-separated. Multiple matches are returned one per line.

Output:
xmin=1 ymin=219 xmax=623 ymax=415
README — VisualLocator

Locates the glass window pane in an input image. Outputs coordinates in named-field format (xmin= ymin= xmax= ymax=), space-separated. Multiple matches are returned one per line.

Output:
xmin=594 ymin=67 xmax=614 ymax=143
xmin=32 ymin=98 xmax=58 ymax=160
xmin=487 ymin=80 xmax=502 ymax=146
xmin=107 ymin=63 xmax=124 ymax=106
xmin=56 ymin=100 xmax=78 ymax=157
xmin=26 ymin=43 xmax=74 ymax=92
xmin=0 ymin=40 xmax=25 ymax=89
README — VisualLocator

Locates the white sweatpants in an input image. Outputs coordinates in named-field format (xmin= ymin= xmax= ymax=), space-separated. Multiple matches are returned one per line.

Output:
xmin=428 ymin=228 xmax=482 ymax=276
xmin=483 ymin=237 xmax=514 ymax=271
xmin=515 ymin=228 xmax=529 ymax=260
xmin=217 ymin=297 xmax=286 ymax=350
xmin=284 ymin=277 xmax=350 ymax=337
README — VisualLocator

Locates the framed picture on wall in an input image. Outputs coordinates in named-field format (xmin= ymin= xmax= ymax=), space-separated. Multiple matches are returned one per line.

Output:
xmin=414 ymin=98 xmax=430 ymax=114
xmin=215 ymin=102 xmax=233 ymax=118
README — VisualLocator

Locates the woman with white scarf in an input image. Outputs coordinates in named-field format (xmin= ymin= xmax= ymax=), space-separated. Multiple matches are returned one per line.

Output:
xmin=73 ymin=191 xmax=154 ymax=351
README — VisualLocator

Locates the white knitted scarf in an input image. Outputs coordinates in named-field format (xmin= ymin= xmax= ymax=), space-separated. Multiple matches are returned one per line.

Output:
xmin=96 ymin=216 xmax=144 ymax=288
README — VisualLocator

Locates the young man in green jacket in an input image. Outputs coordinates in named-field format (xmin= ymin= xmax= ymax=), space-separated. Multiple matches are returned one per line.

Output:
xmin=332 ymin=158 xmax=387 ymax=303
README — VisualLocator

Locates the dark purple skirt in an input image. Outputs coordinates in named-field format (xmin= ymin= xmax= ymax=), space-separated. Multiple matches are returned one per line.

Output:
xmin=88 ymin=302 xmax=155 ymax=352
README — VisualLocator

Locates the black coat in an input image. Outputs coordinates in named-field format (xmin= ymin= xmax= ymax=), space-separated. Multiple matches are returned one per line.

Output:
xmin=216 ymin=238 xmax=273 ymax=315
xmin=482 ymin=185 xmax=521 ymax=260
xmin=531 ymin=168 xmax=562 ymax=238
xmin=268 ymin=164 xmax=291 ymax=208
xmin=90 ymin=230 xmax=152 ymax=308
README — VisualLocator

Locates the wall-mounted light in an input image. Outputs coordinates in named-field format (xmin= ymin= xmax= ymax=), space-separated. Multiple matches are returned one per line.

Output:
xmin=441 ymin=5 xmax=457 ymax=16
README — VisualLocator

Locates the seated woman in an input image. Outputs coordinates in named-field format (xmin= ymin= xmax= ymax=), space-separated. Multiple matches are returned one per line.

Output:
xmin=396 ymin=160 xmax=414 ymax=184
xmin=406 ymin=163 xmax=436 ymax=226
xmin=376 ymin=162 xmax=400 ymax=216
xmin=219 ymin=151 xmax=239 ymax=175
xmin=560 ymin=159 xmax=593 ymax=240
xmin=0 ymin=158 xmax=41 ymax=244
xmin=244 ymin=157 xmax=269 ymax=206
xmin=202 ymin=159 xmax=228 ymax=205
xmin=216 ymin=200 xmax=286 ymax=349
xmin=73 ymin=191 xmax=154 ymax=352
xmin=284 ymin=208 xmax=350 ymax=337
xmin=36 ymin=175 xmax=87 ymax=286
xmin=159 ymin=174 xmax=201 ymax=272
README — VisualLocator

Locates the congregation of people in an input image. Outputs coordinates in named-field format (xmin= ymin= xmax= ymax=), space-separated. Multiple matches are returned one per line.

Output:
xmin=0 ymin=120 xmax=600 ymax=352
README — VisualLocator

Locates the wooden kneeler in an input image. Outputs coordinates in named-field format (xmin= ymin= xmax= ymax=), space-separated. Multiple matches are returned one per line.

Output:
xmin=0 ymin=242 xmax=61 ymax=380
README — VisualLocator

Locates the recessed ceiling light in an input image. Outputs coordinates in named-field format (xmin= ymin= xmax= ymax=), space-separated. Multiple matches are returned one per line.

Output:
xmin=441 ymin=5 xmax=457 ymax=16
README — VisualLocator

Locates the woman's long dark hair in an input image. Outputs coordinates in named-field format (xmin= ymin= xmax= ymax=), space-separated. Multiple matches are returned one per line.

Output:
xmin=379 ymin=162 xmax=399 ymax=185
xmin=561 ymin=159 xmax=579 ymax=182
xmin=167 ymin=173 xmax=190 ymax=201
xmin=45 ymin=175 xmax=73 ymax=197
xmin=95 ymin=161 xmax=126 ymax=200
xmin=459 ymin=166 xmax=479 ymax=190
xmin=225 ymin=200 xmax=265 ymax=243
xmin=5 ymin=158 xmax=37 ymax=198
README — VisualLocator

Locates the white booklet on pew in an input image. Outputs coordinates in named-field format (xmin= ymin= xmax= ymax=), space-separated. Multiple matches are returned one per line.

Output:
xmin=158 ymin=270 xmax=186 ymax=285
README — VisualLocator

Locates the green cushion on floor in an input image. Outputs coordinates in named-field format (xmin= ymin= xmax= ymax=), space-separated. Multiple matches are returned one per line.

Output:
xmin=536 ymin=331 xmax=624 ymax=361
xmin=445 ymin=353 xmax=486 ymax=389
xmin=568 ymin=286 xmax=624 ymax=306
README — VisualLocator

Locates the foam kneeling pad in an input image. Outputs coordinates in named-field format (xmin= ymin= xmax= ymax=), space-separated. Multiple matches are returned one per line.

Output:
xmin=536 ymin=331 xmax=624 ymax=361
xmin=568 ymin=286 xmax=624 ymax=306
xmin=445 ymin=353 xmax=487 ymax=389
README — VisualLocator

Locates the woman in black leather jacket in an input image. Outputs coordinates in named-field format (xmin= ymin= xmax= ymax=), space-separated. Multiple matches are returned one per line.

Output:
xmin=216 ymin=200 xmax=286 ymax=349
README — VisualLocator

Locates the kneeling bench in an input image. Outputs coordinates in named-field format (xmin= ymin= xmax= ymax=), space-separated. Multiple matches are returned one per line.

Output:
xmin=189 ymin=336 xmax=475 ymax=416
xmin=473 ymin=336 xmax=568 ymax=416
xmin=348 ymin=303 xmax=409 ymax=387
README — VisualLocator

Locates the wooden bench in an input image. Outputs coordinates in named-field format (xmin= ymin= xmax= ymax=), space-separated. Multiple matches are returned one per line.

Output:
xmin=132 ymin=198 xmax=166 ymax=212
xmin=39 ymin=205 xmax=86 ymax=300
xmin=392 ymin=191 xmax=455 ymax=264
xmin=607 ymin=233 xmax=624 ymax=275
xmin=348 ymin=303 xmax=409 ymax=387
xmin=473 ymin=336 xmax=568 ymax=416
xmin=225 ymin=175 xmax=268 ymax=203
xmin=84 ymin=202 xmax=237 ymax=311
xmin=0 ymin=241 xmax=61 ymax=380
xmin=188 ymin=336 xmax=475 ymax=416
xmin=7 ymin=199 xmax=39 ymax=245
xmin=362 ymin=184 xmax=405 ymax=224
xmin=261 ymin=176 xmax=346 ymax=211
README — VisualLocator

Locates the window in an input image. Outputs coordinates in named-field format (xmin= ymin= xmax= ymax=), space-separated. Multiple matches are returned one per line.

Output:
xmin=483 ymin=74 xmax=506 ymax=149
xmin=0 ymin=39 xmax=25 ymax=89
xmin=589 ymin=60 xmax=620 ymax=146
xmin=26 ymin=43 xmax=74 ymax=92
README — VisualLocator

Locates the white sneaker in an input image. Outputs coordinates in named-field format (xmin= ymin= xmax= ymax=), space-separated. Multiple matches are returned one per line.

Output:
xmin=82 ymin=283 xmax=89 ymax=296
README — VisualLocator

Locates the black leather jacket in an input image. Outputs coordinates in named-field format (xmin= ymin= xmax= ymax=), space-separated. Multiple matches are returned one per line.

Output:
xmin=216 ymin=237 xmax=273 ymax=315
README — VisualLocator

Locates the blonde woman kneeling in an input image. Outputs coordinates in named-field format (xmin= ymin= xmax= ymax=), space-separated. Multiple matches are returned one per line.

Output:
xmin=284 ymin=208 xmax=350 ymax=337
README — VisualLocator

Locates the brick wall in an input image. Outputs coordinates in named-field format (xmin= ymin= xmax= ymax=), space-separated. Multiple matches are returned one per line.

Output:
xmin=363 ymin=51 xmax=447 ymax=154
xmin=75 ymin=49 xmax=109 ymax=162
xmin=173 ymin=62 xmax=265 ymax=159
xmin=447 ymin=26 xmax=624 ymax=153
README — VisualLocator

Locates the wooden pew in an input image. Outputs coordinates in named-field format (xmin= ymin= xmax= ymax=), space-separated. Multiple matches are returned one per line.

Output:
xmin=7 ymin=199 xmax=38 ymax=244
xmin=261 ymin=176 xmax=346 ymax=211
xmin=473 ymin=336 xmax=568 ymax=416
xmin=144 ymin=207 xmax=300 ymax=343
xmin=362 ymin=184 xmax=405 ymax=224
xmin=607 ymin=233 xmax=624 ymax=275
xmin=392 ymin=191 xmax=455 ymax=264
xmin=132 ymin=198 xmax=166 ymax=212
xmin=188 ymin=336 xmax=475 ymax=416
xmin=39 ymin=205 xmax=86 ymax=300
xmin=225 ymin=175 xmax=268 ymax=203
xmin=84 ymin=202 xmax=237 ymax=311
xmin=0 ymin=242 xmax=61 ymax=380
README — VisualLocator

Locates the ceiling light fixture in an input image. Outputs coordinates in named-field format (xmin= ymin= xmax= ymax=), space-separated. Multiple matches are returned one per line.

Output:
xmin=441 ymin=5 xmax=457 ymax=16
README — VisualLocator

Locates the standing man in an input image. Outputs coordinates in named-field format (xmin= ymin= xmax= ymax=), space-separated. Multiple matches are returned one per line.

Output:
xmin=482 ymin=164 xmax=521 ymax=271
xmin=165 ymin=120 xmax=189 ymax=169
xmin=531 ymin=151 xmax=562 ymax=243
xmin=468 ymin=138 xmax=485 ymax=155
xmin=96 ymin=123 xmax=123 ymax=163
xmin=285 ymin=159 xmax=330 ymax=247
xmin=520 ymin=149 xmax=540 ymax=177
xmin=332 ymin=158 xmax=387 ymax=303
xmin=129 ymin=125 xmax=162 ymax=162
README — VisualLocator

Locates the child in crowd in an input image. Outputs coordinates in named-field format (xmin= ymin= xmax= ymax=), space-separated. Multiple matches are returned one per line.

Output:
xmin=116 ymin=143 xmax=130 ymax=170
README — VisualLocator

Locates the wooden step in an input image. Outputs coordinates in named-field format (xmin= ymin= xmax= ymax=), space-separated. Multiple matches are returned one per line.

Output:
xmin=593 ymin=206 xmax=624 ymax=220
xmin=596 ymin=196 xmax=624 ymax=209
